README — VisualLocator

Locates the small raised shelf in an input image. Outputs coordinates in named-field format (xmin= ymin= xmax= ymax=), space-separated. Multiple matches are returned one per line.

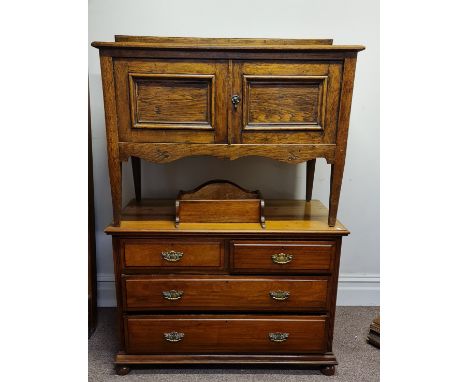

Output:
xmin=175 ymin=180 xmax=265 ymax=228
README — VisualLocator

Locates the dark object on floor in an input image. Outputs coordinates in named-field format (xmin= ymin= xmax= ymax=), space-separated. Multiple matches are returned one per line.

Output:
xmin=367 ymin=315 xmax=380 ymax=348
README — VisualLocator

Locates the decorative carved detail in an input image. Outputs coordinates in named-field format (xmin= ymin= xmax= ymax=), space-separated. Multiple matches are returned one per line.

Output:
xmin=120 ymin=143 xmax=335 ymax=164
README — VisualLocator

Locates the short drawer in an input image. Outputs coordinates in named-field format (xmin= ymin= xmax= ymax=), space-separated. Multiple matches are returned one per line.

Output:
xmin=230 ymin=241 xmax=335 ymax=273
xmin=125 ymin=315 xmax=327 ymax=354
xmin=122 ymin=275 xmax=329 ymax=311
xmin=122 ymin=239 xmax=223 ymax=269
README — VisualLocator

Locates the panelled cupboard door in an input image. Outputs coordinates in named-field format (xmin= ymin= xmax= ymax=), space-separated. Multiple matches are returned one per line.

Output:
xmin=230 ymin=61 xmax=343 ymax=144
xmin=113 ymin=59 xmax=229 ymax=143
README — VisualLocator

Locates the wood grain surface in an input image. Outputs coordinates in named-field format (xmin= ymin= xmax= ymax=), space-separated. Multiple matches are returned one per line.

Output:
xmin=123 ymin=275 xmax=329 ymax=311
xmin=123 ymin=239 xmax=223 ymax=268
xmin=231 ymin=240 xmax=335 ymax=273
xmin=105 ymin=199 xmax=349 ymax=234
xmin=114 ymin=35 xmax=334 ymax=46
xmin=125 ymin=315 xmax=328 ymax=354
xmin=119 ymin=143 xmax=336 ymax=164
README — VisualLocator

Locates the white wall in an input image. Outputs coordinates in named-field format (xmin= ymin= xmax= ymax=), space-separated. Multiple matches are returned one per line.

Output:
xmin=89 ymin=0 xmax=379 ymax=306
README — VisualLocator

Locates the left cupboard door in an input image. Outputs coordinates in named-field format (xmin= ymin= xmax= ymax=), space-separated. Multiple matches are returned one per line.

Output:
xmin=113 ymin=59 xmax=229 ymax=143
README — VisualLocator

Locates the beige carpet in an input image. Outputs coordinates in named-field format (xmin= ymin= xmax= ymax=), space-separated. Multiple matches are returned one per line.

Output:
xmin=89 ymin=307 xmax=379 ymax=381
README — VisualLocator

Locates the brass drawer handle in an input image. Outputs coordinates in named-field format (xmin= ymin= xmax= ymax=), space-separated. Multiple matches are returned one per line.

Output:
xmin=271 ymin=253 xmax=293 ymax=264
xmin=161 ymin=250 xmax=184 ymax=262
xmin=269 ymin=290 xmax=290 ymax=300
xmin=162 ymin=290 xmax=184 ymax=300
xmin=269 ymin=332 xmax=289 ymax=342
xmin=164 ymin=331 xmax=185 ymax=342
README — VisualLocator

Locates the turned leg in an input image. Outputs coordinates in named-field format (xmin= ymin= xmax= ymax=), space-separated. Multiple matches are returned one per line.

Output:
xmin=328 ymin=162 xmax=345 ymax=227
xmin=305 ymin=159 xmax=316 ymax=201
xmin=320 ymin=365 xmax=336 ymax=376
xmin=131 ymin=156 xmax=142 ymax=201
xmin=115 ymin=365 xmax=131 ymax=376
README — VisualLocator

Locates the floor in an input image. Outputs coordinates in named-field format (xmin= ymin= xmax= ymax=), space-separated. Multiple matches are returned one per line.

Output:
xmin=89 ymin=307 xmax=379 ymax=381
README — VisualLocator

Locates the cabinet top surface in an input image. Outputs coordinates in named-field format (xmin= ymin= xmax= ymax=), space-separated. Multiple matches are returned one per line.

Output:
xmin=91 ymin=35 xmax=365 ymax=52
xmin=105 ymin=199 xmax=349 ymax=235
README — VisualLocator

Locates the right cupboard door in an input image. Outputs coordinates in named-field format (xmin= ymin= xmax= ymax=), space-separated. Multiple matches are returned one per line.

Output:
xmin=230 ymin=61 xmax=343 ymax=144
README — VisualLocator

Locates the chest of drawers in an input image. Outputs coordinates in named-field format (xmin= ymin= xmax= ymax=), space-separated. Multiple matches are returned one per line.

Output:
xmin=106 ymin=199 xmax=349 ymax=376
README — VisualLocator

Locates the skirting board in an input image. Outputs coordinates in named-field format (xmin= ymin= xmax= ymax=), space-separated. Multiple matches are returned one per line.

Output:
xmin=96 ymin=273 xmax=380 ymax=307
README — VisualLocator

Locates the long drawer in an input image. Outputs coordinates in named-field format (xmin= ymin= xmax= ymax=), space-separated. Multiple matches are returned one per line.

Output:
xmin=231 ymin=241 xmax=335 ymax=273
xmin=122 ymin=275 xmax=329 ymax=311
xmin=122 ymin=239 xmax=224 ymax=269
xmin=125 ymin=315 xmax=328 ymax=354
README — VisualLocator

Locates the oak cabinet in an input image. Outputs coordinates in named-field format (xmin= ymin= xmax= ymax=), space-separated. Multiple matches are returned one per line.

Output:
xmin=92 ymin=36 xmax=364 ymax=226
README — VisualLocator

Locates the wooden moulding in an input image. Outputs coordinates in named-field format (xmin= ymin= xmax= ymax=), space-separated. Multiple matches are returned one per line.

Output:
xmin=175 ymin=180 xmax=265 ymax=228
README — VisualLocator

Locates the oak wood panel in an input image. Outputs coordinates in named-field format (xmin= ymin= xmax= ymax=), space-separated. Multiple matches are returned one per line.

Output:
xmin=92 ymin=41 xmax=365 ymax=51
xmin=122 ymin=275 xmax=329 ymax=311
xmin=114 ymin=35 xmax=334 ymax=46
xmin=97 ymin=48 xmax=360 ymax=62
xmin=245 ymin=76 xmax=325 ymax=128
xmin=177 ymin=200 xmax=261 ymax=223
xmin=105 ymin=199 xmax=349 ymax=234
xmin=231 ymin=61 xmax=342 ymax=145
xmin=122 ymin=239 xmax=223 ymax=268
xmin=113 ymin=59 xmax=228 ymax=143
xmin=130 ymin=74 xmax=213 ymax=129
xmin=231 ymin=241 xmax=335 ymax=273
xmin=125 ymin=315 xmax=328 ymax=354
xmin=119 ymin=143 xmax=336 ymax=164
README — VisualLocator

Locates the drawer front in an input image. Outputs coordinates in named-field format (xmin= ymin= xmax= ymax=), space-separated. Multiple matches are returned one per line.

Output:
xmin=123 ymin=240 xmax=223 ymax=269
xmin=125 ymin=315 xmax=327 ymax=354
xmin=123 ymin=275 xmax=329 ymax=311
xmin=231 ymin=241 xmax=335 ymax=273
